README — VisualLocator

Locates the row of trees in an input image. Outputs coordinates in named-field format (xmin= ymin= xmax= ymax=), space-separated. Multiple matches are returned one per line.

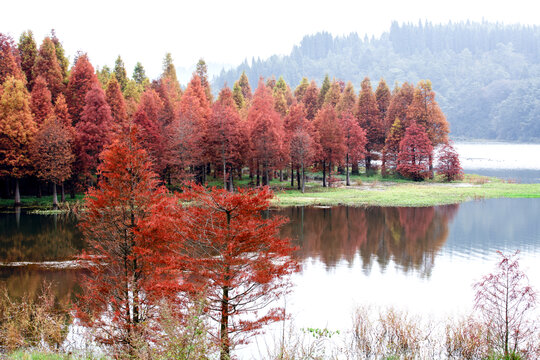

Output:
xmin=0 ymin=30 xmax=461 ymax=206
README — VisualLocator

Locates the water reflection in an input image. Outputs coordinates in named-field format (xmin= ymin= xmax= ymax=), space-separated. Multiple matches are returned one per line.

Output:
xmin=0 ymin=212 xmax=84 ymax=262
xmin=280 ymin=204 xmax=459 ymax=277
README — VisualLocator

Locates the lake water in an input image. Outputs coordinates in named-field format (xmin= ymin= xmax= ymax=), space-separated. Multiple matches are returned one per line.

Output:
xmin=0 ymin=142 xmax=539 ymax=357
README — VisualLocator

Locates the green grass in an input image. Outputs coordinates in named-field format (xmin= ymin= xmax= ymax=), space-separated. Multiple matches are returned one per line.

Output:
xmin=7 ymin=350 xmax=107 ymax=360
xmin=273 ymin=175 xmax=540 ymax=207
xmin=0 ymin=194 xmax=85 ymax=210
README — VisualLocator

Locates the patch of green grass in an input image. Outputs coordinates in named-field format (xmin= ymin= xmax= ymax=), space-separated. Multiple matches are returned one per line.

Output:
xmin=0 ymin=194 xmax=85 ymax=210
xmin=273 ymin=177 xmax=540 ymax=207
xmin=7 ymin=350 xmax=107 ymax=360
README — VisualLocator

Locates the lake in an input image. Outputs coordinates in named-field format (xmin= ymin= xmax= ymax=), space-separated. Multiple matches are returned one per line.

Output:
xmin=0 ymin=142 xmax=539 ymax=357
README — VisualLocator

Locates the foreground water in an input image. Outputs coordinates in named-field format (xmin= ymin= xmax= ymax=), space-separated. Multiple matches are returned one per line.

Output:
xmin=1 ymin=198 xmax=539 ymax=354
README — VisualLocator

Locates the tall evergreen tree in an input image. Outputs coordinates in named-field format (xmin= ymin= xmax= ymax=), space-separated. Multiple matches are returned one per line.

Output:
xmin=50 ymin=30 xmax=69 ymax=85
xmin=375 ymin=78 xmax=391 ymax=121
xmin=356 ymin=77 xmax=383 ymax=173
xmin=66 ymin=54 xmax=98 ymax=126
xmin=32 ymin=37 xmax=64 ymax=100
xmin=105 ymin=76 xmax=128 ymax=135
xmin=318 ymin=74 xmax=331 ymax=107
xmin=0 ymin=76 xmax=37 ymax=204
xmin=0 ymin=34 xmax=25 ymax=84
xmin=132 ymin=62 xmax=148 ymax=86
xmin=385 ymin=82 xmax=414 ymax=133
xmin=302 ymin=80 xmax=320 ymax=121
xmin=294 ymin=77 xmax=309 ymax=102
xmin=18 ymin=30 xmax=37 ymax=91
xmin=113 ymin=55 xmax=128 ymax=92
xmin=237 ymin=71 xmax=252 ymax=102
xmin=30 ymin=75 xmax=53 ymax=125
xmin=336 ymin=81 xmax=356 ymax=116
xmin=397 ymin=121 xmax=433 ymax=181
xmin=382 ymin=117 xmax=405 ymax=176
xmin=196 ymin=58 xmax=213 ymax=103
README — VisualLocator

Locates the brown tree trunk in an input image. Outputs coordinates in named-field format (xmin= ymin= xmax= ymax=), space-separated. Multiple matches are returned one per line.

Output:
xmin=322 ymin=160 xmax=327 ymax=187
xmin=290 ymin=165 xmax=294 ymax=187
xmin=61 ymin=182 xmax=65 ymax=202
xmin=346 ymin=153 xmax=350 ymax=186
xmin=301 ymin=163 xmax=305 ymax=193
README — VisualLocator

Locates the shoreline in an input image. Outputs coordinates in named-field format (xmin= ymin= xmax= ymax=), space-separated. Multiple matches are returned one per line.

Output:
xmin=1 ymin=174 xmax=539 ymax=212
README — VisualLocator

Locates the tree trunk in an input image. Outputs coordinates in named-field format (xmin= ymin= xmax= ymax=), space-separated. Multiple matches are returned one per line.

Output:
xmin=328 ymin=161 xmax=332 ymax=188
xmin=229 ymin=171 xmax=234 ymax=192
xmin=223 ymin=160 xmax=227 ymax=190
xmin=290 ymin=165 xmax=294 ymax=187
xmin=61 ymin=183 xmax=65 ymax=202
xmin=279 ymin=169 xmax=283 ymax=182
xmin=14 ymin=179 xmax=21 ymax=206
xmin=296 ymin=166 xmax=301 ymax=190
xmin=322 ymin=160 xmax=326 ymax=187
xmin=346 ymin=153 xmax=350 ymax=186
xmin=70 ymin=179 xmax=75 ymax=199
xmin=365 ymin=154 xmax=372 ymax=175
xmin=256 ymin=162 xmax=260 ymax=186
xmin=352 ymin=162 xmax=359 ymax=175
xmin=52 ymin=182 xmax=58 ymax=209
xmin=301 ymin=164 xmax=305 ymax=193
xmin=220 ymin=284 xmax=230 ymax=360
xmin=37 ymin=181 xmax=42 ymax=198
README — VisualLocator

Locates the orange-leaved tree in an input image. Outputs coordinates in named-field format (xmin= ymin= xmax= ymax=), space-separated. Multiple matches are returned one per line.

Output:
xmin=75 ymin=128 xmax=169 ymax=356
xmin=146 ymin=183 xmax=299 ymax=360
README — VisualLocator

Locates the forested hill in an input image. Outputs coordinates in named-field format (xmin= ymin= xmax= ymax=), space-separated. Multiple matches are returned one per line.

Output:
xmin=213 ymin=21 xmax=540 ymax=142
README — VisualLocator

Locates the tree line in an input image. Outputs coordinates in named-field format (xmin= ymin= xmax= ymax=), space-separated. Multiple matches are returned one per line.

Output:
xmin=0 ymin=30 xmax=461 ymax=207
xmin=216 ymin=21 xmax=540 ymax=142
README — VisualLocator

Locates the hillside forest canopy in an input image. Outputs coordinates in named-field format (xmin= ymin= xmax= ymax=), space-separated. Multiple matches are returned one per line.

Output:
xmin=216 ymin=20 xmax=540 ymax=142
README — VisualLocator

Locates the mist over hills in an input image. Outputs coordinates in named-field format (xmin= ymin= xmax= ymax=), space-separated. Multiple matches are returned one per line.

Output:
xmin=213 ymin=21 xmax=540 ymax=142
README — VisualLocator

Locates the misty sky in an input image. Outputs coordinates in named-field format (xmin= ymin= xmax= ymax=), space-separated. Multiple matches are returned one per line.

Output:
xmin=3 ymin=0 xmax=539 ymax=82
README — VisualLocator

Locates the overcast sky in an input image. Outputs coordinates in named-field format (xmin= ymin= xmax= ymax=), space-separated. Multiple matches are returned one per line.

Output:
xmin=3 ymin=0 xmax=539 ymax=82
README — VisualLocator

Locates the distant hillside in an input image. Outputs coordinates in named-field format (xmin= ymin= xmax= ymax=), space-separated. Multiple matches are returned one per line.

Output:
xmin=213 ymin=21 xmax=540 ymax=142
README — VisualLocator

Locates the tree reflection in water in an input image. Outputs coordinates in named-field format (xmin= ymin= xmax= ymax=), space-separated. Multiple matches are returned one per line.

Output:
xmin=280 ymin=204 xmax=459 ymax=277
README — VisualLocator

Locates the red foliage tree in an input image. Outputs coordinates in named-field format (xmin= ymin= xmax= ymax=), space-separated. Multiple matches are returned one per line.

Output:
xmin=356 ymin=77 xmax=384 ymax=173
xmin=302 ymin=80 xmax=320 ymax=121
xmin=382 ymin=117 xmax=405 ymax=176
xmin=314 ymin=104 xmax=345 ymax=187
xmin=133 ymin=89 xmax=167 ymax=177
xmin=30 ymin=116 xmax=74 ymax=208
xmin=0 ymin=76 xmax=37 ymax=204
xmin=385 ymin=82 xmax=414 ymax=134
xmin=76 ymin=129 xmax=168 ymax=355
xmin=75 ymin=84 xmax=112 ymax=181
xmin=206 ymin=87 xmax=248 ymax=190
xmin=30 ymin=75 xmax=53 ymax=125
xmin=340 ymin=111 xmax=366 ymax=186
xmin=397 ymin=121 xmax=433 ymax=181
xmin=375 ymin=78 xmax=391 ymax=121
xmin=474 ymin=251 xmax=538 ymax=357
xmin=105 ymin=76 xmax=129 ymax=135
xmin=32 ymin=37 xmax=64 ymax=100
xmin=66 ymin=54 xmax=98 ymax=126
xmin=290 ymin=128 xmax=315 ymax=193
xmin=0 ymin=34 xmax=24 ymax=84
xmin=436 ymin=142 xmax=463 ymax=181
xmin=248 ymin=79 xmax=283 ymax=186
xmin=336 ymin=81 xmax=356 ymax=116
xmin=147 ymin=184 xmax=298 ymax=359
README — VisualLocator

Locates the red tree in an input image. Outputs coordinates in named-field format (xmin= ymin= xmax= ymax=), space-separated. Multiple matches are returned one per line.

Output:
xmin=133 ymin=89 xmax=167 ymax=177
xmin=32 ymin=37 xmax=64 ymax=100
xmin=171 ymin=75 xmax=211 ymax=183
xmin=385 ymin=82 xmax=414 ymax=134
xmin=75 ymin=84 xmax=112 ymax=181
xmin=30 ymin=75 xmax=53 ymax=125
xmin=382 ymin=117 xmax=405 ymax=176
xmin=290 ymin=128 xmax=315 ymax=193
xmin=340 ymin=111 xmax=366 ymax=186
xmin=206 ymin=87 xmax=248 ymax=190
xmin=397 ymin=121 xmax=433 ymax=181
xmin=436 ymin=142 xmax=463 ymax=181
xmin=105 ymin=76 xmax=129 ymax=135
xmin=146 ymin=184 xmax=298 ymax=360
xmin=284 ymin=102 xmax=313 ymax=189
xmin=0 ymin=34 xmax=24 ymax=84
xmin=248 ymin=79 xmax=283 ymax=186
xmin=356 ymin=77 xmax=384 ymax=174
xmin=302 ymin=80 xmax=320 ymax=121
xmin=30 ymin=116 xmax=74 ymax=208
xmin=474 ymin=251 xmax=538 ymax=357
xmin=375 ymin=78 xmax=391 ymax=121
xmin=314 ymin=104 xmax=345 ymax=187
xmin=66 ymin=54 xmax=97 ymax=126
xmin=76 ymin=129 xmax=168 ymax=356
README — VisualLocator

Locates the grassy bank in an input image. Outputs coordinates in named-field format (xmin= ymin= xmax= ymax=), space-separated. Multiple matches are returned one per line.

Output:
xmin=2 ymin=174 xmax=539 ymax=210
xmin=273 ymin=174 xmax=540 ymax=207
